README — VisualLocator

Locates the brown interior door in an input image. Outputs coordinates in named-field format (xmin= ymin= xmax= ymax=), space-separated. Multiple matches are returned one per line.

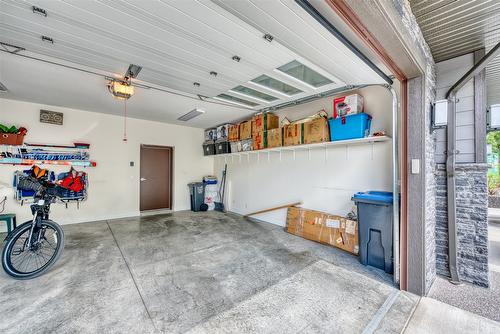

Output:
xmin=140 ymin=145 xmax=173 ymax=211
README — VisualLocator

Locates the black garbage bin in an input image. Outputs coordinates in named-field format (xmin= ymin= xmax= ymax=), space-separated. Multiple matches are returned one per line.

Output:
xmin=352 ymin=191 xmax=394 ymax=273
xmin=188 ymin=182 xmax=205 ymax=212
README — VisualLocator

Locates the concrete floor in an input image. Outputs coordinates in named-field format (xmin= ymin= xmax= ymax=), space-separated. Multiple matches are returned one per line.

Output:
xmin=0 ymin=211 xmax=498 ymax=333
xmin=428 ymin=221 xmax=500 ymax=322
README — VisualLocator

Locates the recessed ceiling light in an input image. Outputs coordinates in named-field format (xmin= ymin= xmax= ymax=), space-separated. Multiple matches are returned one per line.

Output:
xmin=41 ymin=36 xmax=54 ymax=44
xmin=178 ymin=108 xmax=205 ymax=121
xmin=210 ymin=71 xmax=218 ymax=77
xmin=232 ymin=55 xmax=241 ymax=62
xmin=32 ymin=6 xmax=47 ymax=17
xmin=193 ymin=82 xmax=200 ymax=87
xmin=263 ymin=34 xmax=274 ymax=42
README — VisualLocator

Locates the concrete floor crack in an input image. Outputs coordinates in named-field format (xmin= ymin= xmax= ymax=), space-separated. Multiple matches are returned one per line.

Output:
xmin=105 ymin=220 xmax=159 ymax=333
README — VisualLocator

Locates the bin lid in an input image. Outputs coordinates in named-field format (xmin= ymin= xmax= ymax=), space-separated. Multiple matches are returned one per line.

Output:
xmin=352 ymin=191 xmax=393 ymax=203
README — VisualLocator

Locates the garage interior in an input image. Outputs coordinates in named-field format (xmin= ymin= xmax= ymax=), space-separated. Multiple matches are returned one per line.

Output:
xmin=1 ymin=1 xmax=500 ymax=333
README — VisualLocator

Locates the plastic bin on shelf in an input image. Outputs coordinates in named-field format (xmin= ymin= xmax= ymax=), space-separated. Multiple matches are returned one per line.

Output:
xmin=329 ymin=113 xmax=371 ymax=141
xmin=352 ymin=191 xmax=394 ymax=273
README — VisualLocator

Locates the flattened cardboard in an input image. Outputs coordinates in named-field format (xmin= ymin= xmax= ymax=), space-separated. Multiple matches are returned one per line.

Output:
xmin=286 ymin=207 xmax=359 ymax=255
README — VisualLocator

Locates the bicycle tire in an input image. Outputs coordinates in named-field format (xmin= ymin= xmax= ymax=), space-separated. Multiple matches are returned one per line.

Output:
xmin=2 ymin=220 xmax=64 ymax=279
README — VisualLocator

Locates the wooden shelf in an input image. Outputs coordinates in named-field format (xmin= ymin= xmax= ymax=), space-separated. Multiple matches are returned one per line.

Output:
xmin=0 ymin=158 xmax=96 ymax=167
xmin=210 ymin=136 xmax=391 ymax=158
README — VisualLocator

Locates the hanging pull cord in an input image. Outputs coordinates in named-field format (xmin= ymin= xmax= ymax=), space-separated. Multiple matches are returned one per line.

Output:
xmin=123 ymin=99 xmax=128 ymax=142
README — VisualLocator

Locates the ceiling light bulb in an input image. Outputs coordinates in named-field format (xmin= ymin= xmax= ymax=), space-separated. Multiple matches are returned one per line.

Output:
xmin=193 ymin=82 xmax=201 ymax=87
xmin=232 ymin=55 xmax=241 ymax=62
xmin=108 ymin=81 xmax=134 ymax=99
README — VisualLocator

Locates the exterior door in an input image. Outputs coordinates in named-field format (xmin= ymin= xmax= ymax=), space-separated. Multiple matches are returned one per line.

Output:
xmin=140 ymin=145 xmax=173 ymax=211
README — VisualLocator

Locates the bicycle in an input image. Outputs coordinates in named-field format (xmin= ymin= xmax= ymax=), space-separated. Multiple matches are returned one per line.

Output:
xmin=2 ymin=176 xmax=64 ymax=279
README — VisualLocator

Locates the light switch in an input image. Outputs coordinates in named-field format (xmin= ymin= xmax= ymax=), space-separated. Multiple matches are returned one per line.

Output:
xmin=411 ymin=159 xmax=420 ymax=174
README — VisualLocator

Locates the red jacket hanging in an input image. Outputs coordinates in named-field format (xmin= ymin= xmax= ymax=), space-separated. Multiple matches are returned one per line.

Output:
xmin=60 ymin=168 xmax=85 ymax=192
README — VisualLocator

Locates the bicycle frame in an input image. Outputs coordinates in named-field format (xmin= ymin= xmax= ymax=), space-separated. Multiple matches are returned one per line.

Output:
xmin=26 ymin=196 xmax=53 ymax=251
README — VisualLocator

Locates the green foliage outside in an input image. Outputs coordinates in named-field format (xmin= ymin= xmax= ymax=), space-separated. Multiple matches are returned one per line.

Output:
xmin=487 ymin=131 xmax=500 ymax=195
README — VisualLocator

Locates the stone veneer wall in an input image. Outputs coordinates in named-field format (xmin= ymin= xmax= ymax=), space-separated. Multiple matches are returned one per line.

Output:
xmin=395 ymin=0 xmax=438 ymax=293
xmin=435 ymin=163 xmax=489 ymax=287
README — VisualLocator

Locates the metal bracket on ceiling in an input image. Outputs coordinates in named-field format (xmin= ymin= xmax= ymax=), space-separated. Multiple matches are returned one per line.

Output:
xmin=0 ymin=42 xmax=25 ymax=54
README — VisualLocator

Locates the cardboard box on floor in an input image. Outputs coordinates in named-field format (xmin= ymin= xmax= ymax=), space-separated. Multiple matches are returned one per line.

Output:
xmin=283 ymin=123 xmax=303 ymax=146
xmin=252 ymin=112 xmax=279 ymax=133
xmin=228 ymin=124 xmax=239 ymax=142
xmin=239 ymin=121 xmax=252 ymax=140
xmin=303 ymin=117 xmax=330 ymax=144
xmin=267 ymin=128 xmax=282 ymax=148
xmin=286 ymin=206 xmax=359 ymax=255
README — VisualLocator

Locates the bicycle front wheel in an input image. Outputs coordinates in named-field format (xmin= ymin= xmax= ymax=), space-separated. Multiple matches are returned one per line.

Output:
xmin=2 ymin=220 xmax=64 ymax=279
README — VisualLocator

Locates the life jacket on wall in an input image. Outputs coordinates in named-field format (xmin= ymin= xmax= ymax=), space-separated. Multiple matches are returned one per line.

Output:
xmin=60 ymin=168 xmax=85 ymax=193
xmin=31 ymin=165 xmax=49 ymax=180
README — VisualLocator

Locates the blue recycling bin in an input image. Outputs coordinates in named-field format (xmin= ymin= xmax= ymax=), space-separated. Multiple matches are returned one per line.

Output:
xmin=352 ymin=191 xmax=394 ymax=273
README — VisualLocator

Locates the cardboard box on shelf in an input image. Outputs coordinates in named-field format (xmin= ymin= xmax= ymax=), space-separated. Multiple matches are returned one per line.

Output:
xmin=286 ymin=207 xmax=359 ymax=255
xmin=267 ymin=128 xmax=282 ymax=148
xmin=303 ymin=117 xmax=330 ymax=144
xmin=252 ymin=112 xmax=279 ymax=133
xmin=239 ymin=120 xmax=252 ymax=140
xmin=252 ymin=131 xmax=267 ymax=150
xmin=333 ymin=94 xmax=363 ymax=119
xmin=228 ymin=124 xmax=239 ymax=142
xmin=283 ymin=123 xmax=303 ymax=146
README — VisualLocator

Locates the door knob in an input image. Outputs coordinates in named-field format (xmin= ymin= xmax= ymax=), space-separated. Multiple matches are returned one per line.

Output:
xmin=140 ymin=177 xmax=147 ymax=182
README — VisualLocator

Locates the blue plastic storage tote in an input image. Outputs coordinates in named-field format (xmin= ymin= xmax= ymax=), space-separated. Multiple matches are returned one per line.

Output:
xmin=329 ymin=113 xmax=371 ymax=141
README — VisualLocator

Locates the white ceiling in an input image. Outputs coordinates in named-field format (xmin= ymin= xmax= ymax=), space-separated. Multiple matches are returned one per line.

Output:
xmin=0 ymin=0 xmax=389 ymax=128
xmin=409 ymin=0 xmax=500 ymax=106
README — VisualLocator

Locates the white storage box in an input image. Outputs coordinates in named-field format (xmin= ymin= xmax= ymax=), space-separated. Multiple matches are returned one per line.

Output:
xmin=216 ymin=124 xmax=232 ymax=141
xmin=204 ymin=128 xmax=216 ymax=142
xmin=333 ymin=94 xmax=364 ymax=118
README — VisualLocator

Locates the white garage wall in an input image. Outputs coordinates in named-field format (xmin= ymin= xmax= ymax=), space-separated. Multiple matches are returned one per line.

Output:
xmin=214 ymin=86 xmax=393 ymax=226
xmin=0 ymin=98 xmax=212 ymax=229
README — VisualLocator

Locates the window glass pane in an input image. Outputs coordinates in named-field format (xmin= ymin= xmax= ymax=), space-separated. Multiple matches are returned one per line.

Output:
xmin=231 ymin=85 xmax=278 ymax=102
xmin=277 ymin=60 xmax=332 ymax=87
xmin=216 ymin=93 xmax=259 ymax=107
xmin=251 ymin=75 xmax=302 ymax=95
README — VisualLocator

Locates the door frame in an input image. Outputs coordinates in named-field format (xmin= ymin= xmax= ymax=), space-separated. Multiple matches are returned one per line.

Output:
xmin=140 ymin=144 xmax=174 ymax=212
